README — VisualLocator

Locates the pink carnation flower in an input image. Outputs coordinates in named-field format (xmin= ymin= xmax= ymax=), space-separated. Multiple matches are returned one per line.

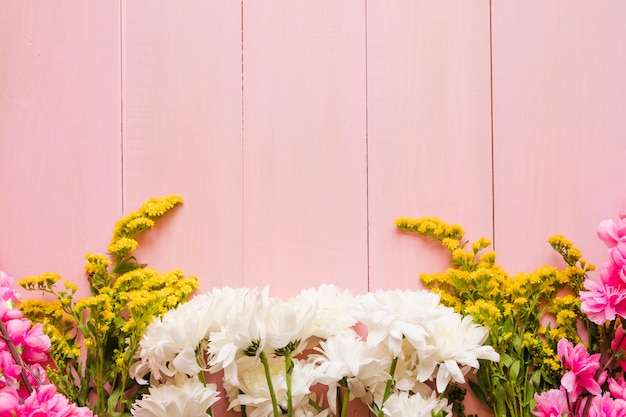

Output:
xmin=0 ymin=387 xmax=20 ymax=417
xmin=0 ymin=271 xmax=19 ymax=309
xmin=2 ymin=318 xmax=51 ymax=364
xmin=609 ymin=376 xmax=626 ymax=400
xmin=21 ymin=322 xmax=51 ymax=363
xmin=597 ymin=218 xmax=626 ymax=248
xmin=586 ymin=392 xmax=626 ymax=417
xmin=580 ymin=278 xmax=626 ymax=325
xmin=558 ymin=339 xmax=606 ymax=401
xmin=532 ymin=388 xmax=568 ymax=417
xmin=0 ymin=350 xmax=23 ymax=384
xmin=580 ymin=260 xmax=626 ymax=325
xmin=19 ymin=384 xmax=95 ymax=417
xmin=610 ymin=240 xmax=626 ymax=269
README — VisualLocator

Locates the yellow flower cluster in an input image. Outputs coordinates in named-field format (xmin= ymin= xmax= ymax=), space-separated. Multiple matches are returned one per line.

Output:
xmin=17 ymin=195 xmax=197 ymax=416
xmin=395 ymin=217 xmax=464 ymax=241
xmin=108 ymin=195 xmax=183 ymax=259
xmin=396 ymin=216 xmax=595 ymax=417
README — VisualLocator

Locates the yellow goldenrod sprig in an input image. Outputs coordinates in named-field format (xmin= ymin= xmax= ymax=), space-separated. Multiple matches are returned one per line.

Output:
xmin=18 ymin=195 xmax=196 ymax=416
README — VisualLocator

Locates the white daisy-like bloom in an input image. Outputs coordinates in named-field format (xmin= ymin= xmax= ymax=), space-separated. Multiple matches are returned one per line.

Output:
xmin=132 ymin=287 xmax=252 ymax=384
xmin=131 ymin=293 xmax=215 ymax=384
xmin=227 ymin=356 xmax=317 ymax=417
xmin=381 ymin=391 xmax=452 ymax=417
xmin=419 ymin=311 xmax=500 ymax=392
xmin=353 ymin=289 xmax=450 ymax=357
xmin=209 ymin=286 xmax=319 ymax=383
xmin=265 ymin=295 xmax=318 ymax=355
xmin=311 ymin=332 xmax=391 ymax=412
xmin=293 ymin=284 xmax=358 ymax=340
xmin=131 ymin=378 xmax=221 ymax=417
xmin=207 ymin=287 xmax=271 ymax=384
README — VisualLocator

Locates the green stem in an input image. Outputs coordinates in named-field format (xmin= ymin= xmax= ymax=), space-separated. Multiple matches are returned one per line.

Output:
xmin=198 ymin=370 xmax=207 ymax=384
xmin=260 ymin=351 xmax=280 ymax=417
xmin=95 ymin=342 xmax=105 ymax=414
xmin=308 ymin=398 xmax=323 ymax=412
xmin=285 ymin=352 xmax=293 ymax=417
xmin=340 ymin=387 xmax=350 ymax=417
xmin=378 ymin=356 xmax=398 ymax=417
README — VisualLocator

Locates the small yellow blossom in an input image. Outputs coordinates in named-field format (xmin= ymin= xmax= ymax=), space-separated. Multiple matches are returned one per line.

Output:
xmin=442 ymin=238 xmax=460 ymax=250
xmin=478 ymin=251 xmax=497 ymax=265
xmin=548 ymin=234 xmax=573 ymax=249
xmin=544 ymin=358 xmax=562 ymax=372
xmin=108 ymin=237 xmax=139 ymax=257
xmin=472 ymin=237 xmax=492 ymax=253
xmin=514 ymin=297 xmax=528 ymax=307
xmin=567 ymin=247 xmax=583 ymax=261
xmin=19 ymin=272 xmax=61 ymax=291
xmin=556 ymin=309 xmax=578 ymax=326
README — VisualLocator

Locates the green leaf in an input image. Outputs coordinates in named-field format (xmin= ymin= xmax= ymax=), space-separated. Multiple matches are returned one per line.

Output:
xmin=509 ymin=360 xmax=521 ymax=383
xmin=468 ymin=379 xmax=489 ymax=406
xmin=531 ymin=369 xmax=542 ymax=387
xmin=107 ymin=386 xmax=126 ymax=414
xmin=500 ymin=353 xmax=514 ymax=368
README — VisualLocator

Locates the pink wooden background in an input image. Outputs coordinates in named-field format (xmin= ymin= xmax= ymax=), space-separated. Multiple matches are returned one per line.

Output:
xmin=2 ymin=2 xmax=626 ymax=415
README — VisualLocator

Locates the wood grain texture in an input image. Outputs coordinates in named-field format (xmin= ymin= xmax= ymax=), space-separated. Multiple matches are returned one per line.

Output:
xmin=492 ymin=2 xmax=626 ymax=276
xmin=121 ymin=1 xmax=244 ymax=292
xmin=3 ymin=3 xmax=626 ymax=416
xmin=242 ymin=0 xmax=368 ymax=299
xmin=367 ymin=0 xmax=494 ymax=292
xmin=0 ymin=2 xmax=121 ymax=296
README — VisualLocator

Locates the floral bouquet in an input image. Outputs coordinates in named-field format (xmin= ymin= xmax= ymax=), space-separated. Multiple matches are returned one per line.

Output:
xmin=533 ymin=212 xmax=626 ymax=417
xmin=0 ymin=270 xmax=94 ymax=417
xmin=129 ymin=284 xmax=500 ymax=417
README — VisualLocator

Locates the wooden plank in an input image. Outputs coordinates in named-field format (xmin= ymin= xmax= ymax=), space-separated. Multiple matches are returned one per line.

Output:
xmin=0 ymin=2 xmax=122 ymax=296
xmin=367 ymin=1 xmax=494 ymax=291
xmin=492 ymin=2 xmax=626 ymax=274
xmin=121 ymin=1 xmax=244 ymax=292
xmin=242 ymin=0 xmax=368 ymax=299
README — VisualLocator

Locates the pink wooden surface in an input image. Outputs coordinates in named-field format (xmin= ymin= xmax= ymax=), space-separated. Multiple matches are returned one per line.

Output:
xmin=121 ymin=1 xmax=244 ymax=292
xmin=367 ymin=1 xmax=494 ymax=292
xmin=492 ymin=2 xmax=626 ymax=275
xmin=242 ymin=0 xmax=368 ymax=299
xmin=0 ymin=3 xmax=122 ymax=298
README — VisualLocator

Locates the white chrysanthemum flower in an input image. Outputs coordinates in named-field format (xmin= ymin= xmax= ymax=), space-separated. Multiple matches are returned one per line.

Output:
xmin=132 ymin=287 xmax=252 ymax=384
xmin=265 ymin=295 xmax=318 ymax=355
xmin=131 ymin=379 xmax=221 ymax=417
xmin=353 ymin=289 xmax=450 ymax=356
xmin=382 ymin=391 xmax=451 ymax=417
xmin=210 ymin=286 xmax=319 ymax=380
xmin=419 ymin=312 xmax=500 ymax=392
xmin=208 ymin=287 xmax=271 ymax=383
xmin=131 ymin=294 xmax=215 ymax=383
xmin=311 ymin=332 xmax=391 ymax=411
xmin=294 ymin=284 xmax=358 ymax=339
